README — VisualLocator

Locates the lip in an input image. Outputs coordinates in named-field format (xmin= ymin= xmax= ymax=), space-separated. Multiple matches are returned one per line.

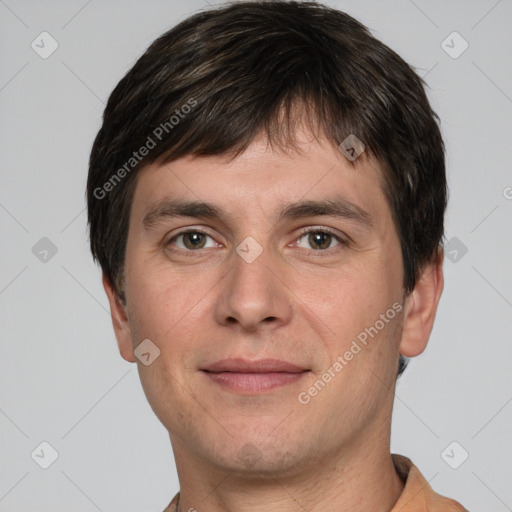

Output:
xmin=201 ymin=358 xmax=310 ymax=393
xmin=202 ymin=358 xmax=307 ymax=373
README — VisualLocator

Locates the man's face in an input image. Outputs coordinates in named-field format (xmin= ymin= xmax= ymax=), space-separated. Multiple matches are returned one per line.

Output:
xmin=119 ymin=130 xmax=406 ymax=475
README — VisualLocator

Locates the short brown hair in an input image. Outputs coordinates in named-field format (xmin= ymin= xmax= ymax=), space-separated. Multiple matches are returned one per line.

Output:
xmin=87 ymin=1 xmax=447 ymax=375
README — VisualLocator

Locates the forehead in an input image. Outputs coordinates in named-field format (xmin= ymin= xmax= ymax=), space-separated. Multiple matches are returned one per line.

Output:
xmin=130 ymin=130 xmax=389 ymax=226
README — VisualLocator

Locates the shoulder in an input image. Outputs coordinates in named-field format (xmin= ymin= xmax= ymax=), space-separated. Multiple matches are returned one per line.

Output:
xmin=162 ymin=491 xmax=179 ymax=512
xmin=391 ymin=454 xmax=467 ymax=512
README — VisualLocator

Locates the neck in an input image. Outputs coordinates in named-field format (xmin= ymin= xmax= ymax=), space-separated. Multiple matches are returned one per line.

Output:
xmin=168 ymin=440 xmax=404 ymax=512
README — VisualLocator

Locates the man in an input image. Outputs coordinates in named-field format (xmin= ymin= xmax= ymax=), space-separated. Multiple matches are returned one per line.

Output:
xmin=87 ymin=1 xmax=467 ymax=510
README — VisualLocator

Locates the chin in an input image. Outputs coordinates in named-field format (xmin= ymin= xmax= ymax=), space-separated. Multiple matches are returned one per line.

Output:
xmin=201 ymin=435 xmax=312 ymax=478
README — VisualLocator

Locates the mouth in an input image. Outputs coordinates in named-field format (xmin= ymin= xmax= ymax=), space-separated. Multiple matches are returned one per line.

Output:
xmin=200 ymin=358 xmax=310 ymax=393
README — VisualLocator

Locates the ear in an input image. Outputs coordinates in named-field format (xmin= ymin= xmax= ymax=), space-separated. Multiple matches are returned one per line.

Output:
xmin=399 ymin=247 xmax=444 ymax=357
xmin=102 ymin=273 xmax=136 ymax=362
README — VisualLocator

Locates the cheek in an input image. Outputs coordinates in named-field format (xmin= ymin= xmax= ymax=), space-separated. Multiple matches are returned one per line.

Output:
xmin=124 ymin=246 xmax=209 ymax=342
xmin=296 ymin=250 xmax=404 ymax=385
xmin=302 ymin=261 xmax=392 ymax=336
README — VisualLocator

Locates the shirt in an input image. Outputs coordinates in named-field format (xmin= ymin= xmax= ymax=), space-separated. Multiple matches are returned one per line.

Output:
xmin=391 ymin=454 xmax=467 ymax=511
xmin=165 ymin=454 xmax=467 ymax=511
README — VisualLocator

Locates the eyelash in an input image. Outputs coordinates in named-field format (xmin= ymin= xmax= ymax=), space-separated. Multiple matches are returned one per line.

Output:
xmin=295 ymin=226 xmax=348 ymax=256
xmin=166 ymin=227 xmax=348 ymax=257
xmin=166 ymin=228 xmax=216 ymax=258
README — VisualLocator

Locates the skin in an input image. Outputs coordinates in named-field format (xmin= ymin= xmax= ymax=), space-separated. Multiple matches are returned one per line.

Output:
xmin=103 ymin=127 xmax=444 ymax=512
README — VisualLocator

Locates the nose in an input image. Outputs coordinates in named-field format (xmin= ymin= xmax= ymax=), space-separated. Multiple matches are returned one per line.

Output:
xmin=214 ymin=242 xmax=293 ymax=332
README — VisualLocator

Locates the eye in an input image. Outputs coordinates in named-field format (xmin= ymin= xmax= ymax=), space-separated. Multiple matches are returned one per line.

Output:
xmin=168 ymin=230 xmax=218 ymax=251
xmin=295 ymin=228 xmax=345 ymax=251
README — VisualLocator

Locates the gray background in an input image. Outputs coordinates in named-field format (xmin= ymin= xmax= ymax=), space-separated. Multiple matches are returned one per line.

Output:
xmin=1 ymin=0 xmax=511 ymax=510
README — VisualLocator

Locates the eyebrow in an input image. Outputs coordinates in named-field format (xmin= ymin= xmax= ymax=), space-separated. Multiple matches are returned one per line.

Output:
xmin=279 ymin=198 xmax=374 ymax=228
xmin=143 ymin=200 xmax=226 ymax=229
xmin=142 ymin=197 xmax=374 ymax=230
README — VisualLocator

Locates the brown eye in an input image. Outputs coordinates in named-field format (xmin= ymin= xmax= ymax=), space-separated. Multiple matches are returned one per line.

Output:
xmin=296 ymin=230 xmax=341 ymax=251
xmin=308 ymin=231 xmax=333 ymax=250
xmin=183 ymin=232 xmax=206 ymax=249
xmin=169 ymin=231 xmax=216 ymax=251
